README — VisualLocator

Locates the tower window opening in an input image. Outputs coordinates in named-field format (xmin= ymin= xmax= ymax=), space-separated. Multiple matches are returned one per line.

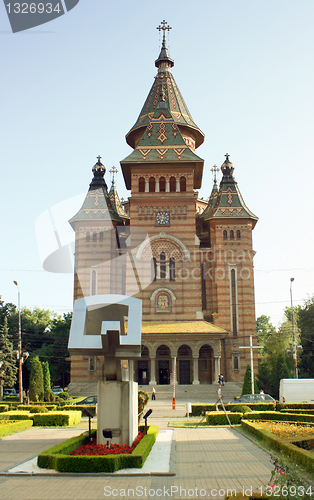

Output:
xmin=93 ymin=232 xmax=97 ymax=242
xmin=86 ymin=232 xmax=90 ymax=242
xmin=144 ymin=206 xmax=148 ymax=215
xmin=160 ymin=252 xmax=166 ymax=279
xmin=99 ymin=231 xmax=103 ymax=242
xmin=170 ymin=176 xmax=176 ymax=192
xmin=139 ymin=177 xmax=145 ymax=193
xmin=180 ymin=176 xmax=186 ymax=192
xmin=230 ymin=230 xmax=234 ymax=240
xmin=236 ymin=230 xmax=241 ymax=239
xmin=151 ymin=258 xmax=157 ymax=282
xmin=159 ymin=177 xmax=166 ymax=192
xmin=91 ymin=269 xmax=97 ymax=296
xmin=170 ymin=258 xmax=175 ymax=281
xmin=138 ymin=206 xmax=142 ymax=215
xmin=149 ymin=177 xmax=155 ymax=192
xmin=223 ymin=230 xmax=227 ymax=240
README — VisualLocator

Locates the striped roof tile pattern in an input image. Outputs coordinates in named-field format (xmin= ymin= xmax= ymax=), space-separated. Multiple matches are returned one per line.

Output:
xmin=140 ymin=321 xmax=227 ymax=334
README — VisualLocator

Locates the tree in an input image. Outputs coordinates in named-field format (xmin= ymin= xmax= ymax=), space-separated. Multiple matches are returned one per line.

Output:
xmin=29 ymin=356 xmax=44 ymax=402
xmin=42 ymin=361 xmax=54 ymax=402
xmin=0 ymin=317 xmax=17 ymax=390
xmin=256 ymin=315 xmax=276 ymax=355
xmin=298 ymin=296 xmax=314 ymax=378
xmin=242 ymin=364 xmax=258 ymax=395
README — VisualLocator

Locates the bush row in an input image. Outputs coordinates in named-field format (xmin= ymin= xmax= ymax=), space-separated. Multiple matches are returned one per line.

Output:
xmin=280 ymin=408 xmax=314 ymax=415
xmin=0 ymin=419 xmax=33 ymax=437
xmin=241 ymin=420 xmax=314 ymax=474
xmin=0 ymin=405 xmax=9 ymax=413
xmin=191 ymin=402 xmax=275 ymax=416
xmin=60 ymin=405 xmax=96 ymax=417
xmin=38 ymin=425 xmax=159 ymax=473
xmin=0 ymin=411 xmax=82 ymax=426
xmin=205 ymin=412 xmax=243 ymax=425
xmin=243 ymin=411 xmax=314 ymax=424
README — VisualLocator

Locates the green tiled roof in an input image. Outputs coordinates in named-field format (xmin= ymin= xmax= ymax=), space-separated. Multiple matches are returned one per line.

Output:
xmin=125 ymin=38 xmax=204 ymax=149
xmin=198 ymin=179 xmax=219 ymax=219
xmin=69 ymin=160 xmax=123 ymax=225
xmin=206 ymin=156 xmax=258 ymax=224
xmin=109 ymin=180 xmax=129 ymax=220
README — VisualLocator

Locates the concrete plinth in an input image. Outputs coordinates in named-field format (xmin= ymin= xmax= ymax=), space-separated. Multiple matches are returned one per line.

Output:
xmin=97 ymin=380 xmax=138 ymax=446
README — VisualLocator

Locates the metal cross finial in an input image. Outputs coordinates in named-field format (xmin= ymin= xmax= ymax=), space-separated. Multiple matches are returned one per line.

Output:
xmin=211 ymin=165 xmax=219 ymax=182
xmin=225 ymin=153 xmax=230 ymax=162
xmin=109 ymin=166 xmax=118 ymax=182
xmin=157 ymin=20 xmax=172 ymax=41
xmin=97 ymin=155 xmax=102 ymax=163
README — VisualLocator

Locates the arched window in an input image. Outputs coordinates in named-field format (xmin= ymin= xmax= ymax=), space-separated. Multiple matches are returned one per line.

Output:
xmin=93 ymin=232 xmax=97 ymax=242
xmin=170 ymin=176 xmax=176 ymax=192
xmin=183 ymin=206 xmax=187 ymax=215
xmin=149 ymin=206 xmax=153 ymax=215
xmin=234 ymin=356 xmax=239 ymax=370
xmin=138 ymin=206 xmax=142 ymax=215
xmin=159 ymin=177 xmax=166 ymax=192
xmin=144 ymin=206 xmax=148 ymax=215
xmin=223 ymin=230 xmax=227 ymax=240
xmin=86 ymin=232 xmax=90 ymax=242
xmin=230 ymin=230 xmax=234 ymax=240
xmin=149 ymin=177 xmax=155 ymax=192
xmin=170 ymin=258 xmax=175 ymax=281
xmin=180 ymin=176 xmax=186 ymax=192
xmin=139 ymin=177 xmax=145 ymax=193
xmin=151 ymin=258 xmax=157 ymax=282
xmin=160 ymin=252 xmax=166 ymax=279
xmin=99 ymin=231 xmax=103 ymax=242
xmin=236 ymin=230 xmax=241 ymax=239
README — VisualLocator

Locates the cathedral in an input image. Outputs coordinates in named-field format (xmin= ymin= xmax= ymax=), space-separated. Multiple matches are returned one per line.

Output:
xmin=68 ymin=22 xmax=258 ymax=393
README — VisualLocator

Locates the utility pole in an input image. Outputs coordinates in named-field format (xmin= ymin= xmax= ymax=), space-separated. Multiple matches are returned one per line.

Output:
xmin=290 ymin=278 xmax=298 ymax=379
xmin=13 ymin=281 xmax=23 ymax=403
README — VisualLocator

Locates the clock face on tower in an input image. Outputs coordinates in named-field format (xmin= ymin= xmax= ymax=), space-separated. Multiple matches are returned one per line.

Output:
xmin=156 ymin=211 xmax=170 ymax=225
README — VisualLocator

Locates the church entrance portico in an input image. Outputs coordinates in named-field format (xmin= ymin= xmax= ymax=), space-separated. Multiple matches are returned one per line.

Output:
xmin=156 ymin=344 xmax=171 ymax=385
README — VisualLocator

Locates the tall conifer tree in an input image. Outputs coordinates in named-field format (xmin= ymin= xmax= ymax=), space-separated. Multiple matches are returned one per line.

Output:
xmin=0 ymin=317 xmax=17 ymax=389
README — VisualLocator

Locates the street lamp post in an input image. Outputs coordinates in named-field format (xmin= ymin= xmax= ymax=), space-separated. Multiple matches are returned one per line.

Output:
xmin=290 ymin=278 xmax=298 ymax=379
xmin=13 ymin=281 xmax=23 ymax=402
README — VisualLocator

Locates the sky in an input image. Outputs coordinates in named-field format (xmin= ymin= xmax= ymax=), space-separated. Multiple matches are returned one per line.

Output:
xmin=1 ymin=0 xmax=314 ymax=327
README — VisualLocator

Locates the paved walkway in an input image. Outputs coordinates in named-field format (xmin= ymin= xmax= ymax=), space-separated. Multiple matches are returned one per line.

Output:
xmin=0 ymin=401 xmax=275 ymax=500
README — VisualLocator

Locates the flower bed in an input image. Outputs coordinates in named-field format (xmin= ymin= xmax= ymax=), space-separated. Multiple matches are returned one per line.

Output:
xmin=69 ymin=431 xmax=144 ymax=456
xmin=38 ymin=425 xmax=159 ymax=473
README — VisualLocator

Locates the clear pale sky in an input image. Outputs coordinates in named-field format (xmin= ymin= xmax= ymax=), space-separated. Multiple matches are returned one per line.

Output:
xmin=1 ymin=0 xmax=314 ymax=327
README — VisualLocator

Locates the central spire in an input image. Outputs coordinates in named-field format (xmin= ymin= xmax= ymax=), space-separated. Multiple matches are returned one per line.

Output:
xmin=155 ymin=20 xmax=174 ymax=71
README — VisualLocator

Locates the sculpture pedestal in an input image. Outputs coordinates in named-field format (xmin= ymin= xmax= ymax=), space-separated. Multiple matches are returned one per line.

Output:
xmin=97 ymin=380 xmax=138 ymax=446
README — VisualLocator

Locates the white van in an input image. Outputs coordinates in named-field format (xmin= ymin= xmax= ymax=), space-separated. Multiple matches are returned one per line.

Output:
xmin=279 ymin=378 xmax=314 ymax=403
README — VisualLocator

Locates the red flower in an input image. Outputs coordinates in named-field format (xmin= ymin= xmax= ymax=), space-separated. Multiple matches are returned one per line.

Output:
xmin=69 ymin=432 xmax=144 ymax=456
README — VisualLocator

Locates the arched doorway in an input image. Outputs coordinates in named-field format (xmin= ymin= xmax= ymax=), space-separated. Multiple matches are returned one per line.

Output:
xmin=178 ymin=344 xmax=192 ymax=385
xmin=138 ymin=345 xmax=149 ymax=385
xmin=156 ymin=345 xmax=171 ymax=385
xmin=199 ymin=345 xmax=213 ymax=384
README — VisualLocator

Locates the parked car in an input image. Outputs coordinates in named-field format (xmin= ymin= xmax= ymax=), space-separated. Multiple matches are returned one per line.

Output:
xmin=51 ymin=386 xmax=63 ymax=395
xmin=74 ymin=395 xmax=97 ymax=405
xmin=236 ymin=394 xmax=275 ymax=403
xmin=3 ymin=388 xmax=19 ymax=400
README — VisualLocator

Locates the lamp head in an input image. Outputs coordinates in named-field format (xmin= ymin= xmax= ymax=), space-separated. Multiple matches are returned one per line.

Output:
xmin=13 ymin=281 xmax=18 ymax=286
xmin=143 ymin=409 xmax=153 ymax=419
xmin=290 ymin=277 xmax=294 ymax=283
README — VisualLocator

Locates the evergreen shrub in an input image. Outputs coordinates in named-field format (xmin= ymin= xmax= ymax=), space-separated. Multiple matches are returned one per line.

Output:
xmin=58 ymin=392 xmax=69 ymax=400
xmin=60 ymin=405 xmax=96 ymax=416
xmin=191 ymin=404 xmax=216 ymax=416
xmin=227 ymin=402 xmax=275 ymax=412
xmin=29 ymin=406 xmax=48 ymax=413
xmin=230 ymin=405 xmax=252 ymax=414
xmin=0 ymin=405 xmax=9 ymax=413
xmin=32 ymin=411 xmax=81 ymax=426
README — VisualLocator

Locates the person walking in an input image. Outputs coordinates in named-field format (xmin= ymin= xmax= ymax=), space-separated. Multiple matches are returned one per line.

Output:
xmin=152 ymin=387 xmax=156 ymax=400
xmin=221 ymin=374 xmax=224 ymax=386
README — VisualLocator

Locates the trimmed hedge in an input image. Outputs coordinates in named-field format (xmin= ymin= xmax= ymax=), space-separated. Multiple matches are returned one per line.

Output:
xmin=205 ymin=411 xmax=243 ymax=425
xmin=38 ymin=425 xmax=159 ymax=473
xmin=60 ymin=405 xmax=96 ymax=417
xmin=32 ymin=411 xmax=82 ymax=427
xmin=280 ymin=408 xmax=314 ymax=415
xmin=241 ymin=420 xmax=314 ymax=474
xmin=243 ymin=411 xmax=314 ymax=424
xmin=0 ymin=419 xmax=33 ymax=437
xmin=0 ymin=411 xmax=81 ymax=426
xmin=0 ymin=405 xmax=9 ymax=413
xmin=283 ymin=403 xmax=314 ymax=410
xmin=227 ymin=403 xmax=275 ymax=412
xmin=191 ymin=404 xmax=216 ymax=416
xmin=17 ymin=405 xmax=57 ymax=411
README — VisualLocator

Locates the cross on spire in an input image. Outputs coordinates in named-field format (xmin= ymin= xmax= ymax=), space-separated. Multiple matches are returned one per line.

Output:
xmin=97 ymin=155 xmax=102 ymax=163
xmin=225 ymin=153 xmax=230 ymax=162
xmin=211 ymin=165 xmax=219 ymax=182
xmin=109 ymin=166 xmax=118 ymax=183
xmin=157 ymin=20 xmax=172 ymax=42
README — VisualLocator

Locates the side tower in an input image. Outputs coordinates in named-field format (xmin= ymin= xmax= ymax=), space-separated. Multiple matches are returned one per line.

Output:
xmin=198 ymin=155 xmax=258 ymax=381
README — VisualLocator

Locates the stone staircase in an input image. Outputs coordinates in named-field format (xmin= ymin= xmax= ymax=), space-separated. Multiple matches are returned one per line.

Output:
xmin=68 ymin=381 xmax=242 ymax=403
